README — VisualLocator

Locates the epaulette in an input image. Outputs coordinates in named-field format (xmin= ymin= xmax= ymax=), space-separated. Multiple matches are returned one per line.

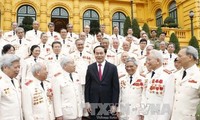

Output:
xmin=39 ymin=57 xmax=44 ymax=60
xmin=45 ymin=53 xmax=51 ymax=56
xmin=11 ymin=39 xmax=16 ymax=42
xmin=140 ymin=73 xmax=146 ymax=78
xmin=25 ymin=80 xmax=33 ymax=86
xmin=3 ymin=39 xmax=9 ymax=42
xmin=119 ymin=74 xmax=126 ymax=79
xmin=110 ymin=49 xmax=115 ymax=53
xmin=24 ymin=56 xmax=30 ymax=60
xmin=163 ymin=69 xmax=172 ymax=74
xmin=54 ymin=72 xmax=61 ymax=77
xmin=26 ymin=39 xmax=31 ymax=41
xmin=69 ymin=51 xmax=75 ymax=54
xmin=45 ymin=80 xmax=50 ymax=82
xmin=86 ymin=51 xmax=91 ymax=54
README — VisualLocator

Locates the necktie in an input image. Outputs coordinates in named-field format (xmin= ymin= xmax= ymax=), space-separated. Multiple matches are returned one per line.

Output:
xmin=43 ymin=44 xmax=45 ymax=48
xmin=116 ymin=49 xmax=118 ymax=53
xmin=87 ymin=35 xmax=88 ymax=38
xmin=69 ymin=73 xmax=73 ymax=81
xmin=80 ymin=52 xmax=82 ymax=57
xmin=182 ymin=70 xmax=186 ymax=80
xmin=130 ymin=76 xmax=133 ymax=84
xmin=35 ymin=30 xmax=37 ymax=35
xmin=116 ymin=34 xmax=118 ymax=40
xmin=151 ymin=71 xmax=155 ymax=78
xmin=56 ymin=54 xmax=59 ymax=60
xmin=51 ymin=32 xmax=53 ymax=36
xmin=34 ymin=58 xmax=37 ymax=62
xmin=11 ymin=79 xmax=15 ymax=87
xmin=163 ymin=51 xmax=165 ymax=54
xmin=19 ymin=39 xmax=21 ymax=44
xmin=70 ymin=33 xmax=72 ymax=37
xmin=63 ymin=40 xmax=65 ymax=44
xmin=170 ymin=54 xmax=172 ymax=58
xmin=40 ymin=82 xmax=44 ymax=90
xmin=98 ymin=63 xmax=102 ymax=81
xmin=13 ymin=31 xmax=15 ymax=35
xmin=141 ymin=50 xmax=143 ymax=55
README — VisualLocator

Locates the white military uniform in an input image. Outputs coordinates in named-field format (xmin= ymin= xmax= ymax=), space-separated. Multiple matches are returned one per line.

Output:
xmin=165 ymin=53 xmax=177 ymax=71
xmin=86 ymin=33 xmax=95 ymax=44
xmin=117 ymin=63 xmax=126 ymax=78
xmin=159 ymin=50 xmax=169 ymax=68
xmin=26 ymin=29 xmax=42 ymax=45
xmin=106 ymin=48 xmax=121 ymax=66
xmin=143 ymin=66 xmax=175 ymax=120
xmin=11 ymin=38 xmax=31 ymax=58
xmin=171 ymin=64 xmax=200 ymax=120
xmin=70 ymin=50 xmax=93 ymax=85
xmin=46 ymin=31 xmax=61 ymax=45
xmin=67 ymin=32 xmax=78 ymax=42
xmin=52 ymin=71 xmax=83 ymax=120
xmin=21 ymin=56 xmax=45 ymax=86
xmin=22 ymin=78 xmax=55 ymax=120
xmin=59 ymin=38 xmax=75 ymax=55
xmin=110 ymin=34 xmax=125 ymax=47
xmin=38 ymin=42 xmax=52 ymax=58
xmin=4 ymin=30 xmax=17 ymax=42
xmin=118 ymin=73 xmax=145 ymax=120
xmin=0 ymin=71 xmax=23 ymax=120
xmin=45 ymin=53 xmax=66 ymax=80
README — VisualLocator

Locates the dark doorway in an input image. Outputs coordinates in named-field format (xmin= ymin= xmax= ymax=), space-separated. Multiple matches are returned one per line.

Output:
xmin=51 ymin=18 xmax=68 ymax=32
xmin=51 ymin=7 xmax=69 ymax=32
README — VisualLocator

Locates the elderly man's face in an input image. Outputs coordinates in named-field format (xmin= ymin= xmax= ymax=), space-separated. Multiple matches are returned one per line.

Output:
xmin=38 ymin=65 xmax=48 ymax=81
xmin=146 ymin=55 xmax=159 ymax=70
xmin=177 ymin=49 xmax=192 ymax=68
xmin=4 ymin=61 xmax=20 ymax=78
xmin=125 ymin=61 xmax=137 ymax=75
xmin=64 ymin=61 xmax=76 ymax=73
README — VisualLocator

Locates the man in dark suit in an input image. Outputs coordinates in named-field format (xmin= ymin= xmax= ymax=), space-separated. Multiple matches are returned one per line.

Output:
xmin=85 ymin=45 xmax=119 ymax=120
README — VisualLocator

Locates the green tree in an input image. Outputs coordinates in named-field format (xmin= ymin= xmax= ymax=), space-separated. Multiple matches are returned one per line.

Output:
xmin=169 ymin=33 xmax=180 ymax=53
xmin=142 ymin=23 xmax=150 ymax=38
xmin=132 ymin=19 xmax=140 ymax=38
xmin=156 ymin=26 xmax=162 ymax=37
xmin=189 ymin=36 xmax=200 ymax=59
xmin=89 ymin=20 xmax=100 ymax=35
xmin=19 ymin=16 xmax=33 ymax=32
xmin=123 ymin=16 xmax=132 ymax=36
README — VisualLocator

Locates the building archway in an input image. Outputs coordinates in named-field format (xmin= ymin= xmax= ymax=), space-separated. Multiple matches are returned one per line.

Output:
xmin=112 ymin=12 xmax=126 ymax=35
xmin=17 ymin=5 xmax=36 ymax=26
xmin=51 ymin=7 xmax=69 ymax=32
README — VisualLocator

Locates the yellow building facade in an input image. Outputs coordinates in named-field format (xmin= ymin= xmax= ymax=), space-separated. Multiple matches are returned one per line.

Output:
xmin=0 ymin=0 xmax=199 ymax=46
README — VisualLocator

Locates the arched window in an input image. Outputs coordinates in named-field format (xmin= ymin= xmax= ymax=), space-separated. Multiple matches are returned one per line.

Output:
xmin=83 ymin=9 xmax=99 ymax=28
xmin=17 ymin=5 xmax=36 ymax=25
xmin=112 ymin=12 xmax=126 ymax=35
xmin=51 ymin=7 xmax=69 ymax=32
xmin=51 ymin=7 xmax=68 ymax=19
xmin=156 ymin=9 xmax=163 ymax=27
xmin=169 ymin=1 xmax=178 ymax=24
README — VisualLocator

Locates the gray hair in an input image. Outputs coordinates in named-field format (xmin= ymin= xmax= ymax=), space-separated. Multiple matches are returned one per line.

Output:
xmin=126 ymin=57 xmax=138 ymax=66
xmin=31 ymin=62 xmax=45 ymax=75
xmin=60 ymin=57 xmax=74 ymax=68
xmin=0 ymin=54 xmax=20 ymax=70
xmin=149 ymin=49 xmax=163 ymax=63
xmin=186 ymin=46 xmax=199 ymax=60
xmin=15 ymin=27 xmax=24 ymax=33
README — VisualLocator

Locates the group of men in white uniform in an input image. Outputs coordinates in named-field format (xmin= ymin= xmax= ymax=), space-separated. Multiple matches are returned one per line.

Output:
xmin=0 ymin=21 xmax=199 ymax=120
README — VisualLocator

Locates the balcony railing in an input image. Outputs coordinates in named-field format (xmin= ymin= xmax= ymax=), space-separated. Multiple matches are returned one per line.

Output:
xmin=162 ymin=27 xmax=196 ymax=47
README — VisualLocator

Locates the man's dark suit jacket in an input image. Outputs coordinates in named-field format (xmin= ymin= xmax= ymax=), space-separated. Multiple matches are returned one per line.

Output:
xmin=85 ymin=61 xmax=119 ymax=104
